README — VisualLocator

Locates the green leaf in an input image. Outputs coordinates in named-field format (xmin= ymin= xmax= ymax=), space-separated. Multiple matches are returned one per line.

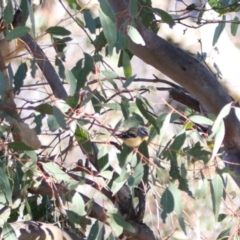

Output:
xmin=168 ymin=182 xmax=186 ymax=234
xmin=170 ymin=132 xmax=186 ymax=153
xmin=71 ymin=192 xmax=86 ymax=216
xmin=136 ymin=97 xmax=159 ymax=133
xmin=25 ymin=150 xmax=37 ymax=162
xmin=117 ymin=143 xmax=133 ymax=168
xmin=84 ymin=10 xmax=96 ymax=34
xmin=160 ymin=188 xmax=174 ymax=223
xmin=55 ymin=57 xmax=66 ymax=79
xmin=127 ymin=25 xmax=145 ymax=46
xmin=120 ymin=97 xmax=130 ymax=119
xmin=186 ymin=3 xmax=196 ymax=10
xmin=128 ymin=0 xmax=139 ymax=17
xmin=216 ymin=228 xmax=231 ymax=240
xmin=14 ymin=63 xmax=27 ymax=94
xmin=42 ymin=162 xmax=76 ymax=182
xmin=98 ymin=171 xmax=113 ymax=180
xmin=4 ymin=0 xmax=14 ymax=25
xmin=218 ymin=213 xmax=227 ymax=222
xmin=2 ymin=222 xmax=17 ymax=240
xmin=189 ymin=115 xmax=213 ymax=125
xmin=122 ymin=50 xmax=132 ymax=78
xmin=87 ymin=220 xmax=100 ymax=240
xmin=102 ymin=70 xmax=118 ymax=79
xmin=66 ymin=70 xmax=77 ymax=96
xmin=187 ymin=142 xmax=210 ymax=164
xmin=34 ymin=114 xmax=44 ymax=134
xmin=118 ymin=49 xmax=133 ymax=68
xmin=0 ymin=161 xmax=12 ymax=205
xmin=66 ymin=210 xmax=91 ymax=227
xmin=208 ymin=0 xmax=221 ymax=9
xmin=157 ymin=113 xmax=171 ymax=146
xmin=125 ymin=151 xmax=137 ymax=167
xmin=107 ymin=210 xmax=135 ymax=235
xmin=20 ymin=0 xmax=29 ymax=25
xmin=212 ymin=15 xmax=226 ymax=46
xmin=6 ymin=26 xmax=30 ymax=41
xmin=97 ymin=225 xmax=105 ymax=240
xmin=211 ymin=120 xmax=225 ymax=161
xmin=76 ymin=53 xmax=94 ymax=91
xmin=27 ymin=0 xmax=35 ymax=38
xmin=98 ymin=145 xmax=108 ymax=159
xmin=99 ymin=0 xmax=117 ymax=46
xmin=0 ymin=71 xmax=6 ymax=99
xmin=123 ymin=74 xmax=136 ymax=88
xmin=231 ymin=16 xmax=239 ymax=36
xmin=152 ymin=8 xmax=175 ymax=27
xmin=210 ymin=175 xmax=223 ymax=221
xmin=209 ymin=102 xmax=231 ymax=140
xmin=30 ymin=59 xmax=37 ymax=78
xmin=107 ymin=232 xmax=117 ymax=240
xmin=52 ymin=37 xmax=68 ymax=60
xmin=75 ymin=126 xmax=93 ymax=154
xmin=46 ymin=26 xmax=71 ymax=36
xmin=132 ymin=162 xmax=144 ymax=186
xmin=93 ymin=54 xmax=103 ymax=62
xmin=91 ymin=96 xmax=101 ymax=114
xmin=53 ymin=106 xmax=67 ymax=129
xmin=111 ymin=179 xmax=127 ymax=196
xmin=47 ymin=115 xmax=60 ymax=132
xmin=94 ymin=31 xmax=107 ymax=52
xmin=8 ymin=142 xmax=33 ymax=151
xmin=34 ymin=103 xmax=53 ymax=114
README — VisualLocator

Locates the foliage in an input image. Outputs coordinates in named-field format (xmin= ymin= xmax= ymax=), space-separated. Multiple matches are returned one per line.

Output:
xmin=0 ymin=0 xmax=239 ymax=239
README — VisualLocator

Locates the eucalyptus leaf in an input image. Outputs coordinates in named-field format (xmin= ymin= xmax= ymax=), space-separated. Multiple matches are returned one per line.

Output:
xmin=127 ymin=25 xmax=145 ymax=46
xmin=99 ymin=0 xmax=117 ymax=47
xmin=6 ymin=26 xmax=30 ymax=41
xmin=210 ymin=175 xmax=223 ymax=221
xmin=46 ymin=26 xmax=71 ymax=36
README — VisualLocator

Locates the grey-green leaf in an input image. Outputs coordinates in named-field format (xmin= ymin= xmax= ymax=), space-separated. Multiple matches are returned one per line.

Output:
xmin=231 ymin=16 xmax=239 ymax=36
xmin=46 ymin=26 xmax=71 ymax=36
xmin=53 ymin=106 xmax=67 ymax=129
xmin=6 ymin=26 xmax=30 ymax=41
xmin=4 ymin=0 xmax=14 ymax=25
xmin=210 ymin=175 xmax=223 ymax=221
xmin=99 ymin=0 xmax=117 ymax=46
xmin=127 ymin=25 xmax=145 ymax=46
xmin=160 ymin=188 xmax=174 ymax=223
xmin=212 ymin=16 xmax=226 ymax=46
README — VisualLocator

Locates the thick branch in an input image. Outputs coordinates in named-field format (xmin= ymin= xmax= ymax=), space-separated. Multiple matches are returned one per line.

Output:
xmin=19 ymin=33 xmax=68 ymax=100
xmin=11 ymin=8 xmax=68 ymax=100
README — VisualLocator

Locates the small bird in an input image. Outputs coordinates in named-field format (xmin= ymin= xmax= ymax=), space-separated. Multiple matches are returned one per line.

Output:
xmin=116 ymin=126 xmax=149 ymax=148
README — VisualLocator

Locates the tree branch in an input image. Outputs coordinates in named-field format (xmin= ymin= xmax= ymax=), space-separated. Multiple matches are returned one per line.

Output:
xmin=12 ymin=9 xmax=68 ymax=100
xmin=19 ymin=33 xmax=68 ymax=100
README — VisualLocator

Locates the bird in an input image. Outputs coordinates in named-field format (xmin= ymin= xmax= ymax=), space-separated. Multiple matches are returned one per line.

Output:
xmin=116 ymin=126 xmax=149 ymax=148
